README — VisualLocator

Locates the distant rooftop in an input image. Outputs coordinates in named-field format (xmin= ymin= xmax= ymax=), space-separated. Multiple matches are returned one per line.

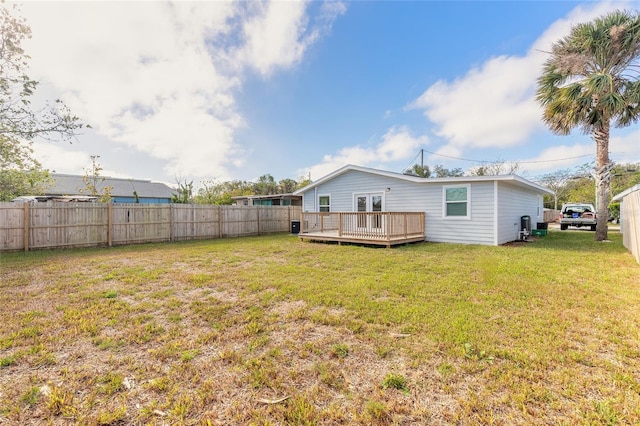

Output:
xmin=49 ymin=174 xmax=174 ymax=199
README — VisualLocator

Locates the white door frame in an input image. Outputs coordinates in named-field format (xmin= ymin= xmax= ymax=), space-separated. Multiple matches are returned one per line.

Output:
xmin=353 ymin=192 xmax=385 ymax=229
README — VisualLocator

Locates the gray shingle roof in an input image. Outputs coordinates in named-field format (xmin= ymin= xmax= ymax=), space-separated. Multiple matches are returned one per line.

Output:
xmin=49 ymin=174 xmax=174 ymax=199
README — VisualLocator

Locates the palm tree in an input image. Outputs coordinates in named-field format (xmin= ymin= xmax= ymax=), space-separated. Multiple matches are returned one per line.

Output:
xmin=536 ymin=10 xmax=640 ymax=241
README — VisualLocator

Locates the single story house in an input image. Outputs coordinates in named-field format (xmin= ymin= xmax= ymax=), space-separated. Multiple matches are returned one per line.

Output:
xmin=612 ymin=184 xmax=640 ymax=264
xmin=232 ymin=193 xmax=302 ymax=206
xmin=46 ymin=174 xmax=174 ymax=204
xmin=293 ymin=164 xmax=554 ymax=246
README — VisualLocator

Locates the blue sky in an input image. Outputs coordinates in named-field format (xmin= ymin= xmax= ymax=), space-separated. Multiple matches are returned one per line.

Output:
xmin=19 ymin=1 xmax=640 ymax=186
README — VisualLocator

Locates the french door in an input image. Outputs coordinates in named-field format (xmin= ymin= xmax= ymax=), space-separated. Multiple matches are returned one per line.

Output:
xmin=355 ymin=193 xmax=384 ymax=229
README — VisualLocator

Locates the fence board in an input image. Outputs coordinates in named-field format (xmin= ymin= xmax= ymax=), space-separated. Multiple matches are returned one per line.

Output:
xmin=0 ymin=203 xmax=24 ymax=250
xmin=0 ymin=203 xmax=301 ymax=251
xmin=544 ymin=209 xmax=560 ymax=222
xmin=620 ymin=190 xmax=640 ymax=265
xmin=29 ymin=203 xmax=108 ymax=249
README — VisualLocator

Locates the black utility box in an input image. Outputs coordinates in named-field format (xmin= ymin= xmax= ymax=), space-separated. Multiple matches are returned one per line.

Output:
xmin=291 ymin=220 xmax=300 ymax=234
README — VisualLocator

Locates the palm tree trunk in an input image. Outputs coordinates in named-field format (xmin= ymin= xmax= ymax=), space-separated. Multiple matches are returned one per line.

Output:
xmin=593 ymin=121 xmax=611 ymax=241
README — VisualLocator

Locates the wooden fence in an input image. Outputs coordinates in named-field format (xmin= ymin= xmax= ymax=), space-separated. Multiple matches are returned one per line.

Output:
xmin=618 ymin=188 xmax=640 ymax=265
xmin=0 ymin=203 xmax=301 ymax=252
xmin=544 ymin=209 xmax=560 ymax=223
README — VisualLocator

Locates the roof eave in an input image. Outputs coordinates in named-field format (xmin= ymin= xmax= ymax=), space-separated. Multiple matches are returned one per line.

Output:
xmin=294 ymin=165 xmax=554 ymax=195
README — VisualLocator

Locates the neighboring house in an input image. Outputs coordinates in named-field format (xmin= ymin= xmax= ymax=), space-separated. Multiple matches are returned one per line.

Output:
xmin=612 ymin=184 xmax=640 ymax=264
xmin=46 ymin=174 xmax=174 ymax=204
xmin=232 ymin=193 xmax=302 ymax=206
xmin=293 ymin=164 xmax=553 ymax=246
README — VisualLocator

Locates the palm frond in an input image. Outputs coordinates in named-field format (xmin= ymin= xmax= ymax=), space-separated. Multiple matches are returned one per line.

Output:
xmin=536 ymin=10 xmax=640 ymax=134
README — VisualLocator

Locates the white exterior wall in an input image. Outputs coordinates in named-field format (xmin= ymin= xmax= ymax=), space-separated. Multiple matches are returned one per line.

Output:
xmin=426 ymin=181 xmax=495 ymax=245
xmin=615 ymin=186 xmax=640 ymax=264
xmin=302 ymin=189 xmax=316 ymax=211
xmin=299 ymin=170 xmax=546 ymax=246
xmin=496 ymin=181 xmax=544 ymax=245
xmin=300 ymin=170 xmax=495 ymax=245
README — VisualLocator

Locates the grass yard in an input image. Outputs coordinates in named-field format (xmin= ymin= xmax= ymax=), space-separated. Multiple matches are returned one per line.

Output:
xmin=0 ymin=230 xmax=639 ymax=425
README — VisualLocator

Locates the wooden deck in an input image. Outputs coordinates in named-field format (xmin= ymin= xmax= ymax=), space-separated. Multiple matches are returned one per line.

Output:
xmin=298 ymin=212 xmax=425 ymax=247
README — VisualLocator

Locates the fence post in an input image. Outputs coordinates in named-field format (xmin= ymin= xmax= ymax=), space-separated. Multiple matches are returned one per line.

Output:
xmin=107 ymin=204 xmax=113 ymax=247
xmin=23 ymin=202 xmax=30 ymax=252
xmin=169 ymin=204 xmax=174 ymax=242
xmin=218 ymin=205 xmax=223 ymax=238
xmin=191 ymin=204 xmax=195 ymax=238
xmin=257 ymin=206 xmax=261 ymax=235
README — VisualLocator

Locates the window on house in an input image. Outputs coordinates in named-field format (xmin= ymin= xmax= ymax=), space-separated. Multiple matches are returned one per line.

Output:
xmin=444 ymin=185 xmax=469 ymax=218
xmin=319 ymin=195 xmax=330 ymax=212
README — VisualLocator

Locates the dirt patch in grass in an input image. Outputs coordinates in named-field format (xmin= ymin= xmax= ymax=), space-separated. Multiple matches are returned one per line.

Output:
xmin=1 ymin=233 xmax=639 ymax=424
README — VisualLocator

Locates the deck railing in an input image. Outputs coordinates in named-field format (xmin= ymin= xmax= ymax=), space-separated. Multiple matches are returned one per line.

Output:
xmin=300 ymin=211 xmax=425 ymax=241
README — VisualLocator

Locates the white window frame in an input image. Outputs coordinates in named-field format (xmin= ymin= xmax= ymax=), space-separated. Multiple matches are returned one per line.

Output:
xmin=442 ymin=184 xmax=471 ymax=219
xmin=318 ymin=194 xmax=331 ymax=212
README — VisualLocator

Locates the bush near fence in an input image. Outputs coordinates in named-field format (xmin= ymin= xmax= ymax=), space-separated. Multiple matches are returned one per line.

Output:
xmin=0 ymin=203 xmax=301 ymax=252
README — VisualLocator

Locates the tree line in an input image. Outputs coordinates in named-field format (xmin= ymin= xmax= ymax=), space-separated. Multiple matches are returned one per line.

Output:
xmin=536 ymin=162 xmax=640 ymax=220
xmin=171 ymin=174 xmax=310 ymax=205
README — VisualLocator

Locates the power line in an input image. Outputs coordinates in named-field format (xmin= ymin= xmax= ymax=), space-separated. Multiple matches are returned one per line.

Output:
xmin=518 ymin=153 xmax=595 ymax=164
xmin=413 ymin=147 xmax=596 ymax=164
xmin=403 ymin=147 xmax=637 ymax=175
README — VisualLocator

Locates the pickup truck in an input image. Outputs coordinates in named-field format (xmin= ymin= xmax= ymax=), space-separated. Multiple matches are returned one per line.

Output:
xmin=559 ymin=203 xmax=597 ymax=231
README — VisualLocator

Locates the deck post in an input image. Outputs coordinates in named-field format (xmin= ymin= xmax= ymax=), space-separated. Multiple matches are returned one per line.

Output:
xmin=404 ymin=212 xmax=408 ymax=238
xmin=338 ymin=213 xmax=342 ymax=237
xmin=386 ymin=212 xmax=391 ymax=243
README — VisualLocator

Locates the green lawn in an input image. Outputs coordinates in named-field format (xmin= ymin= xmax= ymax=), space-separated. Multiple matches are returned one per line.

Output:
xmin=0 ymin=230 xmax=639 ymax=425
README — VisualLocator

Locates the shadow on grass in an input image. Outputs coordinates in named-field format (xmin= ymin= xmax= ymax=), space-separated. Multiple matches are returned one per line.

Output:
xmin=503 ymin=228 xmax=631 ymax=255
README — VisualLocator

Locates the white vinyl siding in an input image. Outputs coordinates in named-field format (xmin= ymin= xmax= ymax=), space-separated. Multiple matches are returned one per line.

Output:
xmin=297 ymin=168 xmax=548 ymax=246
xmin=496 ymin=182 xmax=544 ymax=245
xmin=428 ymin=182 xmax=494 ymax=245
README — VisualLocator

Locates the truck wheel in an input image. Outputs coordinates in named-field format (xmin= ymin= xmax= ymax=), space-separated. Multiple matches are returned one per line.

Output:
xmin=590 ymin=224 xmax=596 ymax=231
xmin=560 ymin=224 xmax=568 ymax=230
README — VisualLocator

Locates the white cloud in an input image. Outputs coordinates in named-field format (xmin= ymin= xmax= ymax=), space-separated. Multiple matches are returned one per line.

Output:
xmin=610 ymin=129 xmax=640 ymax=164
xmin=32 ymin=141 xmax=92 ymax=176
xmin=411 ymin=55 xmax=542 ymax=148
xmin=237 ymin=2 xmax=309 ymax=76
xmin=236 ymin=0 xmax=346 ymax=76
xmin=377 ymin=126 xmax=427 ymax=161
xmin=18 ymin=1 xmax=344 ymax=180
xmin=301 ymin=126 xmax=428 ymax=180
xmin=509 ymin=128 xmax=640 ymax=175
xmin=408 ymin=1 xmax=633 ymax=152
xmin=518 ymin=143 xmax=595 ymax=173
